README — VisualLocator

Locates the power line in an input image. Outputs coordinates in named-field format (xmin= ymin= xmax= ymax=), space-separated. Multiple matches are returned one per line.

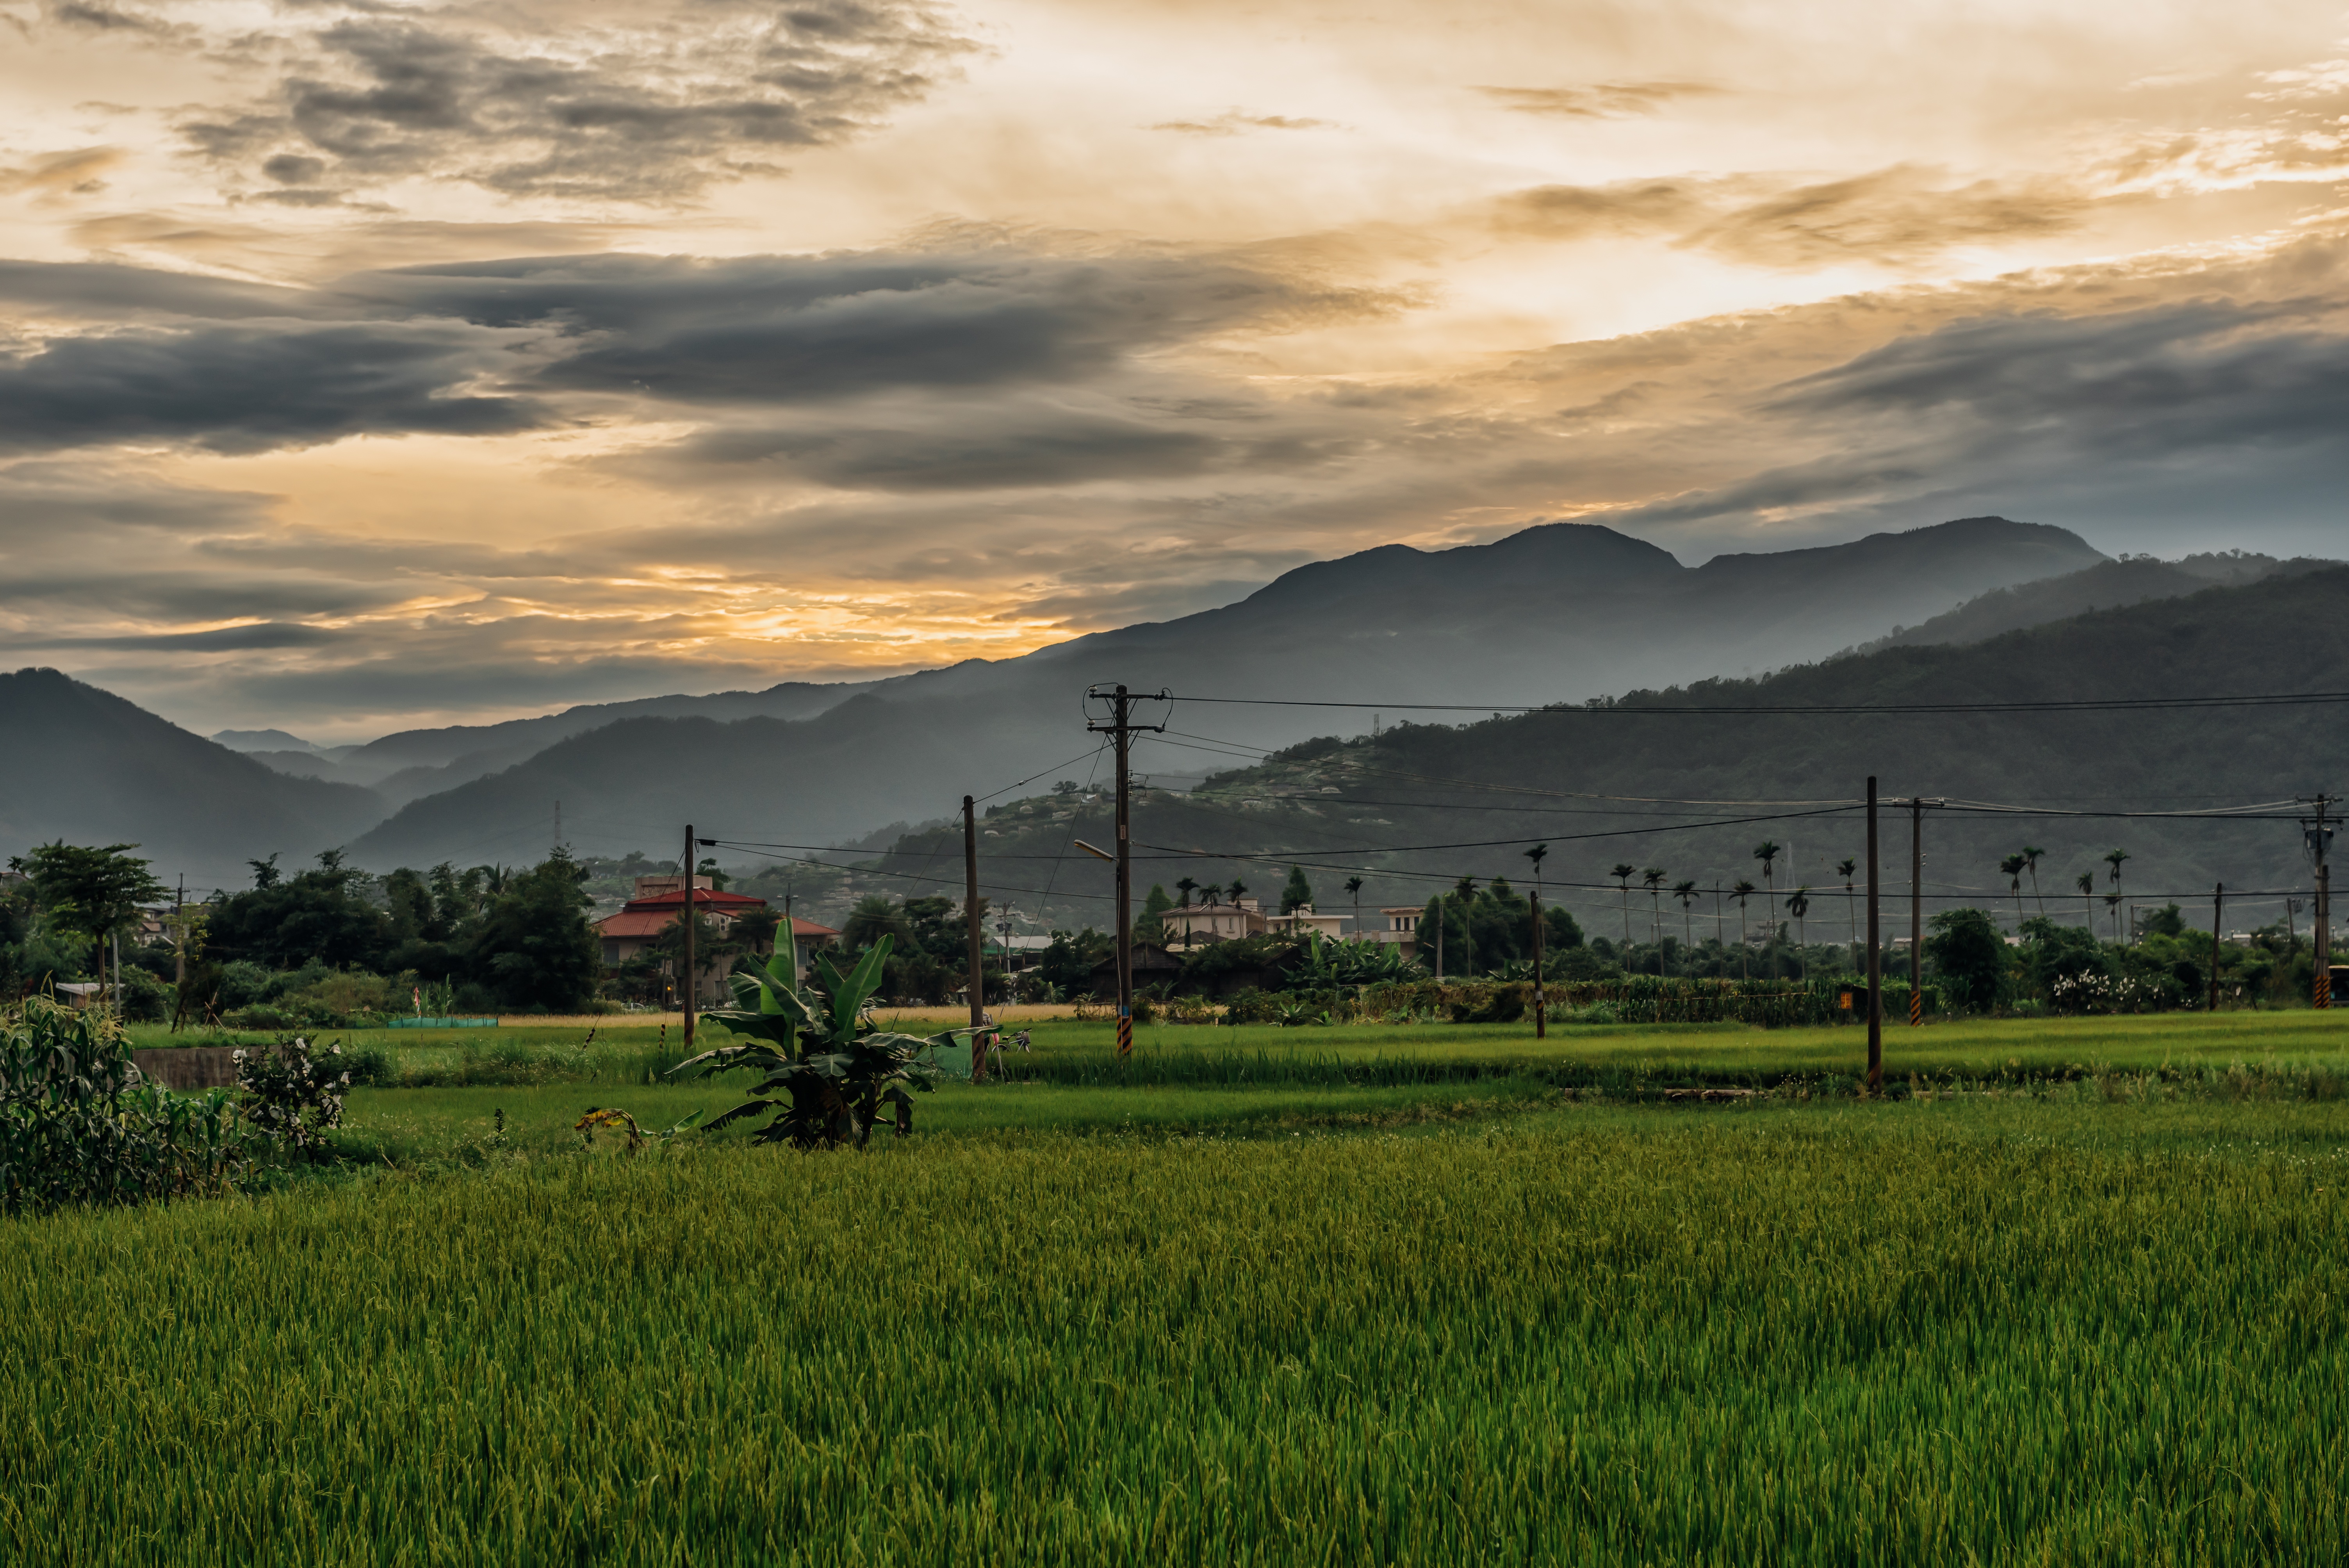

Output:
xmin=1169 ymin=688 xmax=2349 ymax=716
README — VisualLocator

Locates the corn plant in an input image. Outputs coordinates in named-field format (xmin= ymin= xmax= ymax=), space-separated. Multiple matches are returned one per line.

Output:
xmin=670 ymin=935 xmax=957 ymax=1149
xmin=0 ymin=996 xmax=245 ymax=1211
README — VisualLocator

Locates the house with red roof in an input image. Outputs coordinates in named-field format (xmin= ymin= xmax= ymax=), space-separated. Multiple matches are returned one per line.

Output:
xmin=592 ymin=876 xmax=839 ymax=1005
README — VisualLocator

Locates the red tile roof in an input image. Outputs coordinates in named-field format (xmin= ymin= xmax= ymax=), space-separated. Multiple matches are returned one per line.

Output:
xmin=620 ymin=887 xmax=769 ymax=913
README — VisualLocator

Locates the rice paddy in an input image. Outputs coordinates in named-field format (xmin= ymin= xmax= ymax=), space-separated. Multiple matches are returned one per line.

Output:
xmin=18 ymin=1012 xmax=2349 ymax=1563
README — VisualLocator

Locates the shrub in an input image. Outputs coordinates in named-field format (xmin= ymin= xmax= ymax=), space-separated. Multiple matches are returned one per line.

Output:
xmin=0 ymin=997 xmax=245 ymax=1212
xmin=235 ymin=1037 xmax=351 ymax=1158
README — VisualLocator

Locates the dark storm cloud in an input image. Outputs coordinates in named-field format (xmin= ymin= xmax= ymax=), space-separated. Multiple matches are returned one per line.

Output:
xmin=0 ymin=259 xmax=320 ymax=320
xmin=356 ymin=248 xmax=1392 ymax=404
xmin=1495 ymin=164 xmax=2094 ymax=265
xmin=684 ymin=417 xmax=1222 ymax=489
xmin=0 ymin=321 xmax=548 ymax=453
xmin=0 ymin=622 xmax=346 ymax=652
xmin=1620 ymin=295 xmax=2349 ymax=532
xmin=178 ymin=0 xmax=973 ymax=202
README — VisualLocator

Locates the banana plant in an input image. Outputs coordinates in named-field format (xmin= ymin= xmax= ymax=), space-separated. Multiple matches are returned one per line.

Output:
xmin=668 ymin=934 xmax=960 ymax=1149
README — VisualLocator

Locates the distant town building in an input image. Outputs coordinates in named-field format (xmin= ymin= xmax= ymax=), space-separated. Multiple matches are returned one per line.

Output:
xmin=1161 ymin=897 xmax=1345 ymax=946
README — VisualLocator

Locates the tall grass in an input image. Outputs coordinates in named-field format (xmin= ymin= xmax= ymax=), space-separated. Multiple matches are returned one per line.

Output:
xmin=4 ymin=1107 xmax=2346 ymax=1564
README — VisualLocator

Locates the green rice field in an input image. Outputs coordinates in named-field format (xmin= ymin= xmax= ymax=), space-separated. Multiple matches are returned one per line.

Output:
xmin=14 ymin=1011 xmax=2349 ymax=1563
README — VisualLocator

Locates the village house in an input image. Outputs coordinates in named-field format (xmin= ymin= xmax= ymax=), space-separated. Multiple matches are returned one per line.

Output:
xmin=1159 ymin=896 xmax=1346 ymax=947
xmin=1356 ymin=907 xmax=1424 ymax=960
xmin=591 ymin=876 xmax=839 ymax=1004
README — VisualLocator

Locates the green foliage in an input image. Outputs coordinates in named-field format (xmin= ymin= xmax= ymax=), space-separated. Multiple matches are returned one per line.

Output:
xmin=1280 ymin=865 xmax=1315 ymax=914
xmin=5 ymin=841 xmax=167 ymax=952
xmin=1926 ymin=908 xmax=2013 ymax=1012
xmin=0 ymin=997 xmax=244 ymax=1211
xmin=467 ymin=851 xmax=600 ymax=1011
xmin=234 ymin=1037 xmax=351 ymax=1158
xmin=675 ymin=936 xmax=952 ymax=1149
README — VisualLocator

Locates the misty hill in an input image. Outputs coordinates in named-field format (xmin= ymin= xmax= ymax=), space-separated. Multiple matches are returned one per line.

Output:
xmin=212 ymin=728 xmax=323 ymax=753
xmin=342 ymin=516 xmax=2104 ymax=867
xmin=342 ymin=516 xmax=2100 ymax=865
xmin=264 ymin=678 xmax=877 ymax=806
xmin=1869 ymin=552 xmax=2310 ymax=653
xmin=882 ymin=568 xmax=2349 ymax=936
xmin=1 ymin=669 xmax=385 ymax=891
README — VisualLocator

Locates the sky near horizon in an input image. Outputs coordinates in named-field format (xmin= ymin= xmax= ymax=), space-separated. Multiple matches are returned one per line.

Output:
xmin=2 ymin=0 xmax=2347 ymax=740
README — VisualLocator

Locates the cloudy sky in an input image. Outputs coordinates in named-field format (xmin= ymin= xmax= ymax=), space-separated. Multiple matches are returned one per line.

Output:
xmin=2 ymin=0 xmax=2346 ymax=739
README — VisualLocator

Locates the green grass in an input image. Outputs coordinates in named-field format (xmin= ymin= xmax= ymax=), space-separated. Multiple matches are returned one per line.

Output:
xmin=9 ymin=1098 xmax=2349 ymax=1564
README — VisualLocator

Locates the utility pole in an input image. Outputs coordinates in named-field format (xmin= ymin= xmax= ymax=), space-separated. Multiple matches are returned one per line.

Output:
xmin=1866 ymin=777 xmax=1882 ymax=1092
xmin=1526 ymin=842 xmax=1548 ymax=1039
xmin=172 ymin=872 xmax=186 ymax=1032
xmin=1909 ymin=796 xmax=1930 ymax=1026
xmin=2210 ymin=883 xmax=2223 ymax=1014
xmin=2302 ymin=796 xmax=2335 ymax=1009
xmin=682 ymin=823 xmax=697 ymax=1048
xmin=1085 ymin=684 xmax=1168 ymax=1056
xmin=962 ymin=795 xmax=987 ymax=1084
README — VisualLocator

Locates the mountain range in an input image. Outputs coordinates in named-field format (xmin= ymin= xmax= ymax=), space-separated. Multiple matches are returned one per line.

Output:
xmin=6 ymin=513 xmax=2317 ymax=891
xmin=884 ymin=564 xmax=2349 ymax=935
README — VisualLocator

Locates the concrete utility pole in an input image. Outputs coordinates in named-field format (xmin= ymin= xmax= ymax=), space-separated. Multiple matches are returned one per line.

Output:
xmin=172 ymin=873 xmax=186 ymax=1032
xmin=1910 ymin=796 xmax=1924 ymax=1026
xmin=1085 ymin=684 xmax=1168 ymax=1055
xmin=2303 ymin=796 xmax=2335 ymax=1009
xmin=682 ymin=823 xmax=697 ymax=1048
xmin=2210 ymin=883 xmax=2224 ymax=1014
xmin=1866 ymin=777 xmax=1882 ymax=1092
xmin=962 ymin=795 xmax=988 ymax=1084
xmin=1525 ymin=842 xmax=1548 ymax=1039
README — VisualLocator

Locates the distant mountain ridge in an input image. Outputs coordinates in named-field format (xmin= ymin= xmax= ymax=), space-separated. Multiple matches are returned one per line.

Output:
xmin=10 ymin=514 xmax=2180 ymax=880
xmin=344 ymin=516 xmax=2109 ymax=866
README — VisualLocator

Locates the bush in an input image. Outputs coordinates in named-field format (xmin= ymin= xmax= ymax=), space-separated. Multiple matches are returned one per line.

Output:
xmin=235 ymin=1037 xmax=351 ymax=1158
xmin=0 ymin=997 xmax=245 ymax=1211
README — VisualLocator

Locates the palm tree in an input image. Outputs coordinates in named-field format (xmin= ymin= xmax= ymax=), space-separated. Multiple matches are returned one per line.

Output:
xmin=842 ymin=893 xmax=907 ymax=951
xmin=1228 ymin=878 xmax=1249 ymax=906
xmin=2076 ymin=871 xmax=2096 ymax=931
xmin=1788 ymin=886 xmax=1811 ymax=967
xmin=1731 ymin=880 xmax=1757 ymax=980
xmin=2020 ymin=845 xmax=2047 ymax=918
xmin=2103 ymin=848 xmax=2130 ymax=942
xmin=1175 ymin=876 xmax=1198 ymax=907
xmin=1674 ymin=880 xmax=1698 ymax=971
xmin=2000 ymin=853 xmax=2027 ymax=930
xmin=1611 ymin=864 xmax=1637 ymax=948
xmin=1837 ymin=857 xmax=1859 ymax=968
xmin=1344 ymin=874 xmax=1365 ymax=937
xmin=1453 ymin=877 xmax=1477 ymax=977
xmin=1643 ymin=867 xmax=1666 ymax=945
xmin=1752 ymin=841 xmax=1780 ymax=976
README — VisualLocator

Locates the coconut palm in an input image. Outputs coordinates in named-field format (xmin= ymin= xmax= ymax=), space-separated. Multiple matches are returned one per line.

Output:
xmin=1731 ymin=880 xmax=1757 ymax=980
xmin=1611 ymin=863 xmax=1637 ymax=947
xmin=2020 ymin=845 xmax=2048 ymax=918
xmin=2076 ymin=871 xmax=2096 ymax=931
xmin=1228 ymin=878 xmax=1249 ymax=905
xmin=1643 ymin=867 xmax=1667 ymax=945
xmin=1175 ymin=876 xmax=1198 ymax=907
xmin=2000 ymin=853 xmax=2027 ymax=930
xmin=1674 ymin=880 xmax=1699 ymax=971
xmin=1344 ymin=874 xmax=1365 ymax=936
xmin=1752 ymin=841 xmax=1780 ymax=976
xmin=2103 ymin=848 xmax=2130 ymax=942
xmin=1788 ymin=886 xmax=1811 ymax=961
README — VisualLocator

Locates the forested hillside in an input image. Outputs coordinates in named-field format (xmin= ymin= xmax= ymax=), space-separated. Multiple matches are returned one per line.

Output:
xmin=874 ymin=568 xmax=2349 ymax=937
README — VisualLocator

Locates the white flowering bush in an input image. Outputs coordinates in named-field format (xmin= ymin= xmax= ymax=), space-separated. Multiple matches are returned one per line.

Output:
xmin=2048 ymin=970 xmax=2161 ymax=1016
xmin=234 ymin=1036 xmax=351 ymax=1157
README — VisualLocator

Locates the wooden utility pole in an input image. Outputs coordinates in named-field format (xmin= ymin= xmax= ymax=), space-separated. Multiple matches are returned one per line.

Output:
xmin=962 ymin=795 xmax=988 ymax=1083
xmin=1909 ymin=796 xmax=1924 ymax=1026
xmin=172 ymin=873 xmax=186 ymax=1032
xmin=1086 ymin=684 xmax=1167 ymax=1055
xmin=682 ymin=823 xmax=697 ymax=1048
xmin=2209 ymin=883 xmax=2224 ymax=1013
xmin=1866 ymin=778 xmax=1882 ymax=1092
